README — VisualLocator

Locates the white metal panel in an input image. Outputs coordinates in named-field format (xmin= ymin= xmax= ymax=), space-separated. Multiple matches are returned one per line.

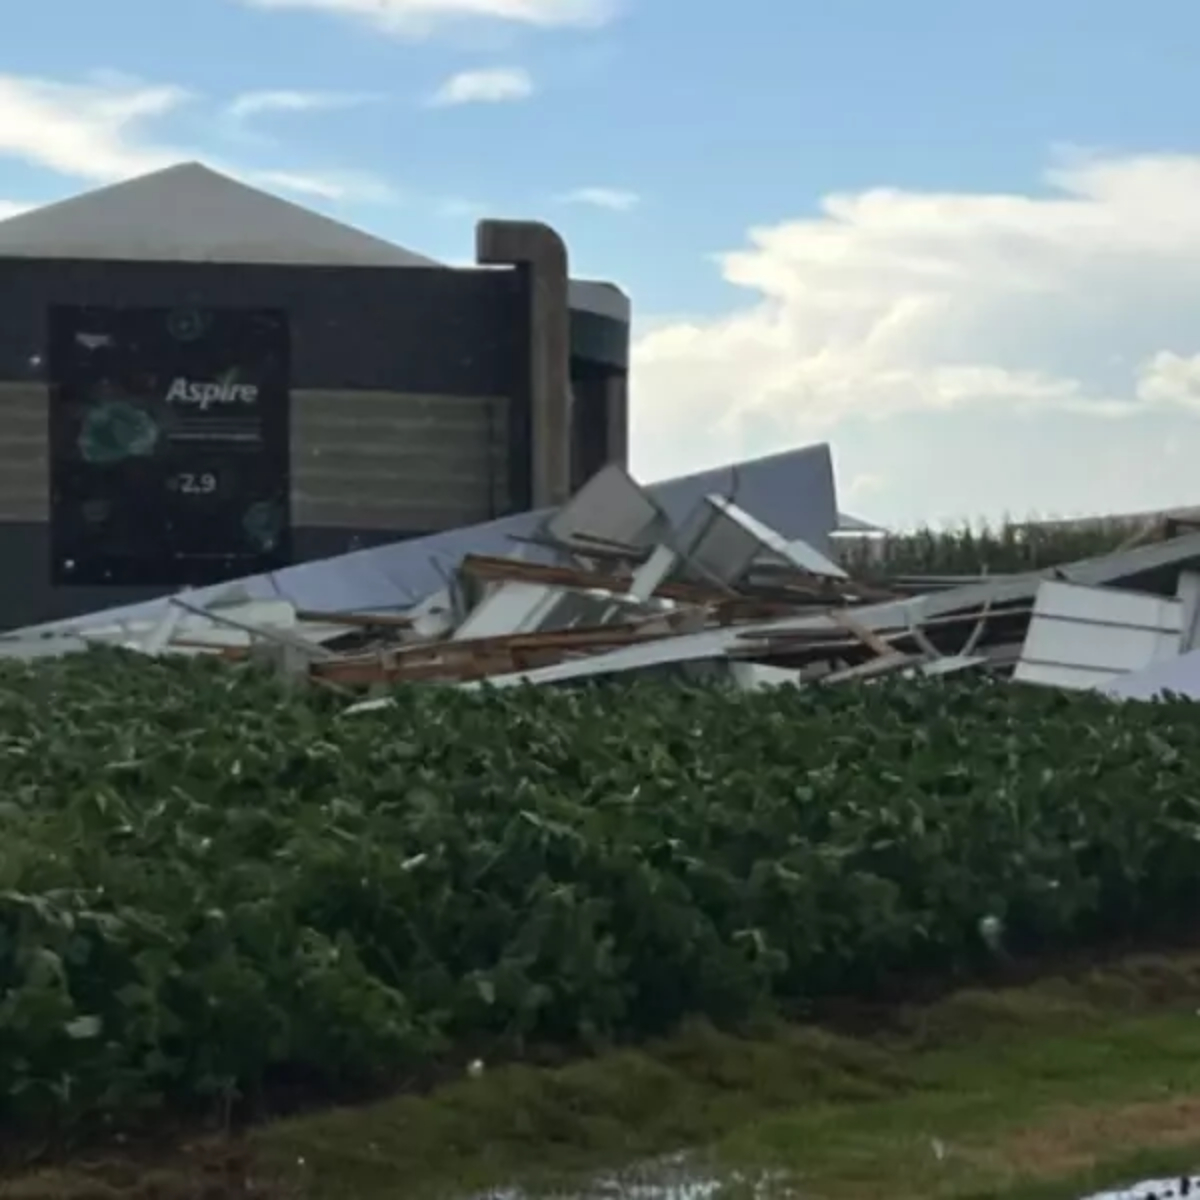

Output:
xmin=729 ymin=663 xmax=804 ymax=689
xmin=1019 ymin=662 xmax=1141 ymax=690
xmin=1177 ymin=569 xmax=1200 ymax=651
xmin=1030 ymin=580 xmax=1181 ymax=630
xmin=701 ymin=495 xmax=847 ymax=578
xmin=678 ymin=500 xmax=761 ymax=584
xmin=1105 ymin=648 xmax=1200 ymax=700
xmin=648 ymin=443 xmax=839 ymax=552
xmin=542 ymin=462 xmax=670 ymax=550
xmin=1022 ymin=618 xmax=1174 ymax=674
xmin=1014 ymin=581 xmax=1182 ymax=690
xmin=451 ymin=583 xmax=560 ymax=640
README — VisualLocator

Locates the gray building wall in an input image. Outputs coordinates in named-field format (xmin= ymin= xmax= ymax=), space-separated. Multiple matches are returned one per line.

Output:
xmin=0 ymin=256 xmax=630 ymax=629
xmin=0 ymin=256 xmax=530 ymax=627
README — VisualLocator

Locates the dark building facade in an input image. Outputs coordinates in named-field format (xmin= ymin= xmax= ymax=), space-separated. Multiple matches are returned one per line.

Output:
xmin=569 ymin=291 xmax=630 ymax=487
xmin=0 ymin=255 xmax=629 ymax=628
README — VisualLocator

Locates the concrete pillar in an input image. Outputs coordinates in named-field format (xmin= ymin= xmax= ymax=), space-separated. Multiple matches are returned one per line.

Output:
xmin=476 ymin=219 xmax=571 ymax=509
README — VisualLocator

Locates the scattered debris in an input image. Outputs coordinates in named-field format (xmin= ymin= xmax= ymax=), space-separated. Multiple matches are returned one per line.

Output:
xmin=9 ymin=459 xmax=1200 ymax=704
xmin=1083 ymin=1176 xmax=1199 ymax=1200
xmin=1013 ymin=581 xmax=1185 ymax=691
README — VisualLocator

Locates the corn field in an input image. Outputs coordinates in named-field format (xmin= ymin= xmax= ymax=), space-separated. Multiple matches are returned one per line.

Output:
xmin=835 ymin=518 xmax=1144 ymax=578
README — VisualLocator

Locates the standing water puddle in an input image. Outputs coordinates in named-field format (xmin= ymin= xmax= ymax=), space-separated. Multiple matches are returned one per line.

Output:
xmin=470 ymin=1157 xmax=1199 ymax=1198
xmin=471 ymin=1152 xmax=788 ymax=1198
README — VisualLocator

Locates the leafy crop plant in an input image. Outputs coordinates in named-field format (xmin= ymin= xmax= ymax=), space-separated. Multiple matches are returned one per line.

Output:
xmin=0 ymin=649 xmax=1197 ymax=1132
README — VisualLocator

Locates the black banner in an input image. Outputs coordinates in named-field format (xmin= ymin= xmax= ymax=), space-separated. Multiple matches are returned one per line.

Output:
xmin=48 ymin=305 xmax=291 ymax=587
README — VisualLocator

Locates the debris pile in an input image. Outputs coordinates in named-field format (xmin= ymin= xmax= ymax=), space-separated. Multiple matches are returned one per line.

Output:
xmin=9 ymin=462 xmax=1200 ymax=701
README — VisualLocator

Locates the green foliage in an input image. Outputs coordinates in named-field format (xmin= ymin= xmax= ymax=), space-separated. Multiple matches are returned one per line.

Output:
xmin=1 ymin=649 xmax=1199 ymax=1130
xmin=837 ymin=518 xmax=1137 ymax=577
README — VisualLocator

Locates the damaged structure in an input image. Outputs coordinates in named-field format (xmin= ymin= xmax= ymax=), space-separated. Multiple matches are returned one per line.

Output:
xmin=6 ymin=439 xmax=1200 ymax=707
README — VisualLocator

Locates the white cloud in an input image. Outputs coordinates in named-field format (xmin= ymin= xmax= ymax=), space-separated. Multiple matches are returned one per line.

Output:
xmin=239 ymin=0 xmax=611 ymax=37
xmin=0 ymin=71 xmax=392 ymax=205
xmin=226 ymin=89 xmax=376 ymax=120
xmin=254 ymin=168 xmax=395 ymax=203
xmin=437 ymin=196 xmax=487 ymax=218
xmin=1136 ymin=351 xmax=1200 ymax=412
xmin=0 ymin=72 xmax=190 ymax=182
xmin=844 ymin=471 xmax=887 ymax=503
xmin=630 ymin=150 xmax=1200 ymax=520
xmin=0 ymin=200 xmax=32 ymax=220
xmin=427 ymin=67 xmax=533 ymax=106
xmin=559 ymin=185 xmax=638 ymax=210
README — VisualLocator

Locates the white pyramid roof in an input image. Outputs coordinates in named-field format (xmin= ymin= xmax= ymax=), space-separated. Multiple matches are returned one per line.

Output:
xmin=0 ymin=162 xmax=437 ymax=267
xmin=0 ymin=161 xmax=630 ymax=320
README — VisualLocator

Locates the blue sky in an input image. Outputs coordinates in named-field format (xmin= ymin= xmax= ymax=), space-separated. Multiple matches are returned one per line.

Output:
xmin=5 ymin=0 xmax=1200 ymax=526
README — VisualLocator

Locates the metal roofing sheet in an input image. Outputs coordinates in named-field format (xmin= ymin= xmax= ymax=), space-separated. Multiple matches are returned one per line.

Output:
xmin=1103 ymin=648 xmax=1200 ymax=700
xmin=15 ymin=443 xmax=839 ymax=637
xmin=1013 ymin=581 xmax=1182 ymax=690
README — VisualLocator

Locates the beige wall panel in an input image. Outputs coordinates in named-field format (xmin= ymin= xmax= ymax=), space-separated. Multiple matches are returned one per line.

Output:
xmin=0 ymin=384 xmax=512 ymax=530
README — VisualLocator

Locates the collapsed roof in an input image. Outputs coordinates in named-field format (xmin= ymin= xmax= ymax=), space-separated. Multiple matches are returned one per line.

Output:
xmin=10 ymin=440 xmax=1200 ymax=709
xmin=16 ymin=442 xmax=840 ymax=638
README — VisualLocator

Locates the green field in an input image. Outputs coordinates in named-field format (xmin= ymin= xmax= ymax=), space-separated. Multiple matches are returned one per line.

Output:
xmin=836 ymin=518 xmax=1138 ymax=576
xmin=2 ymin=649 xmax=1200 ymax=1196
xmin=8 ymin=952 xmax=1200 ymax=1198
xmin=247 ymin=953 xmax=1200 ymax=1199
